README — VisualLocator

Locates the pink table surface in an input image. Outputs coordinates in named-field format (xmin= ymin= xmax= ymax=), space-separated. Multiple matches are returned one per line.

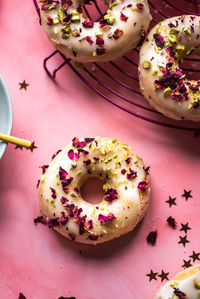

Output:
xmin=0 ymin=1 xmax=200 ymax=299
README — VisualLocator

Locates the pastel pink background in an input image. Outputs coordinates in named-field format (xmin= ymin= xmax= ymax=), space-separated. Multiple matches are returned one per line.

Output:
xmin=0 ymin=1 xmax=200 ymax=298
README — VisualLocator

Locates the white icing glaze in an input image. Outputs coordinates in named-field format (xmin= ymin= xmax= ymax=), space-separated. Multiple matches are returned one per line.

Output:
xmin=155 ymin=265 xmax=200 ymax=299
xmin=139 ymin=15 xmax=200 ymax=121
xmin=40 ymin=0 xmax=151 ymax=62
xmin=38 ymin=137 xmax=150 ymax=244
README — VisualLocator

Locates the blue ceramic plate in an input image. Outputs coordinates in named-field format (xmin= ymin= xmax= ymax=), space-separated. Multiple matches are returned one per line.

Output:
xmin=0 ymin=76 xmax=13 ymax=159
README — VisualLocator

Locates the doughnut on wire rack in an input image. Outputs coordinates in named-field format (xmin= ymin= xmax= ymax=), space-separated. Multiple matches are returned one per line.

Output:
xmin=33 ymin=0 xmax=200 ymax=133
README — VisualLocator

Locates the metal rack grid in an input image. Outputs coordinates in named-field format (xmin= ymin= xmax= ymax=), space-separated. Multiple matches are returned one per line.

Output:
xmin=34 ymin=0 xmax=200 ymax=132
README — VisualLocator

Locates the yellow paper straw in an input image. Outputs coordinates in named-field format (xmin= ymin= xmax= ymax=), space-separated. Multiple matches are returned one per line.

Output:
xmin=0 ymin=133 xmax=32 ymax=148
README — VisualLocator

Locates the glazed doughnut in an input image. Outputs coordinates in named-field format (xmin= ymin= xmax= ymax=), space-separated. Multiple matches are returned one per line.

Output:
xmin=39 ymin=0 xmax=152 ymax=62
xmin=37 ymin=137 xmax=150 ymax=244
xmin=155 ymin=265 xmax=200 ymax=299
xmin=139 ymin=15 xmax=200 ymax=121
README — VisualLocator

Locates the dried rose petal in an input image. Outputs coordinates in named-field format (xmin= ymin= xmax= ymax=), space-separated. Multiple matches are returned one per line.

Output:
xmin=83 ymin=159 xmax=91 ymax=166
xmin=113 ymin=29 xmax=123 ymax=40
xmin=121 ymin=169 xmax=126 ymax=175
xmin=104 ymin=188 xmax=118 ymax=203
xmin=125 ymin=157 xmax=131 ymax=165
xmin=98 ymin=213 xmax=115 ymax=224
xmin=96 ymin=37 xmax=104 ymax=47
xmin=72 ymin=137 xmax=87 ymax=148
xmin=52 ymin=149 xmax=61 ymax=160
xmin=173 ymin=288 xmax=187 ymax=299
xmin=60 ymin=196 xmax=68 ymax=204
xmin=34 ymin=216 xmax=46 ymax=225
xmin=127 ymin=168 xmax=137 ymax=180
xmin=86 ymin=36 xmax=93 ymax=45
xmin=88 ymin=233 xmax=98 ymax=241
xmin=84 ymin=138 xmax=94 ymax=142
xmin=137 ymin=180 xmax=150 ymax=191
xmin=146 ymin=231 xmax=157 ymax=245
xmin=120 ymin=12 xmax=128 ymax=22
xmin=47 ymin=16 xmax=53 ymax=25
xmin=87 ymin=220 xmax=93 ymax=229
xmin=50 ymin=187 xmax=57 ymax=199
xmin=68 ymin=149 xmax=79 ymax=161
xmin=137 ymin=3 xmax=144 ymax=9
xmin=83 ymin=19 xmax=94 ymax=28
xmin=153 ymin=33 xmax=165 ymax=49
xmin=143 ymin=166 xmax=150 ymax=175
xmin=39 ymin=164 xmax=49 ymax=174
xmin=60 ymin=215 xmax=69 ymax=225
xmin=47 ymin=218 xmax=60 ymax=228
xmin=167 ymin=216 xmax=177 ymax=229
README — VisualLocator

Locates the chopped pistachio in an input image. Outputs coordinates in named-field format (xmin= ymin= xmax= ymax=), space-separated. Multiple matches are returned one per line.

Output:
xmin=92 ymin=51 xmax=97 ymax=57
xmin=72 ymin=29 xmax=80 ymax=37
xmin=168 ymin=34 xmax=177 ymax=43
xmin=176 ymin=44 xmax=185 ymax=52
xmin=71 ymin=15 xmax=80 ymax=22
xmin=186 ymin=49 xmax=192 ymax=56
xmin=142 ymin=60 xmax=151 ymax=69
xmin=164 ymin=87 xmax=172 ymax=97
xmin=183 ymin=26 xmax=191 ymax=35
xmin=169 ymin=28 xmax=179 ymax=35
xmin=109 ymin=1 xmax=118 ymax=9
xmin=49 ymin=5 xmax=56 ymax=10
xmin=172 ymin=296 xmax=179 ymax=299
xmin=71 ymin=9 xmax=80 ymax=15
xmin=108 ymin=16 xmax=115 ymax=25
xmin=58 ymin=8 xmax=66 ymax=22
xmin=95 ymin=32 xmax=103 ymax=37
xmin=194 ymin=281 xmax=200 ymax=289
xmin=53 ymin=17 xmax=59 ymax=24
xmin=152 ymin=69 xmax=158 ymax=75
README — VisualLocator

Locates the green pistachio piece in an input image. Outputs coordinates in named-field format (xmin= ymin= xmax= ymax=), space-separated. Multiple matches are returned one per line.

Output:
xmin=194 ymin=281 xmax=200 ymax=289
xmin=176 ymin=44 xmax=185 ymax=51
xmin=168 ymin=34 xmax=178 ymax=43
xmin=58 ymin=8 xmax=66 ymax=22
xmin=183 ymin=27 xmax=191 ymax=35
xmin=164 ymin=87 xmax=172 ymax=97
xmin=108 ymin=16 xmax=115 ymax=25
xmin=142 ymin=60 xmax=151 ymax=69
xmin=71 ymin=15 xmax=80 ymax=22
xmin=169 ymin=28 xmax=179 ymax=35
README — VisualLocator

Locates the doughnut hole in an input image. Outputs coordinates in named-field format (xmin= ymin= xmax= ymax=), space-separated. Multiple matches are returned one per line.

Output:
xmin=81 ymin=177 xmax=105 ymax=204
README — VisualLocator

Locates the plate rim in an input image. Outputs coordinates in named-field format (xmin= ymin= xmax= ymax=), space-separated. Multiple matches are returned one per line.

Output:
xmin=0 ymin=76 xmax=13 ymax=160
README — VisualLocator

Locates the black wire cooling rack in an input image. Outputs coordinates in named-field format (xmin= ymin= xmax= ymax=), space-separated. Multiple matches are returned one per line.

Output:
xmin=34 ymin=0 xmax=200 ymax=132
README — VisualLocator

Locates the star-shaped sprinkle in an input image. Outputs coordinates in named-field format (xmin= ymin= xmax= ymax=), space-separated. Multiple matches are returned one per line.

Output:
xmin=158 ymin=270 xmax=169 ymax=282
xmin=146 ymin=270 xmax=158 ymax=281
xmin=19 ymin=80 xmax=29 ymax=90
xmin=182 ymin=259 xmax=192 ymax=269
xmin=167 ymin=216 xmax=177 ymax=229
xmin=166 ymin=196 xmax=177 ymax=207
xmin=189 ymin=251 xmax=200 ymax=262
xmin=178 ymin=235 xmax=190 ymax=247
xmin=18 ymin=293 xmax=26 ymax=299
xmin=180 ymin=222 xmax=191 ymax=234
xmin=29 ymin=141 xmax=37 ymax=152
xmin=15 ymin=141 xmax=37 ymax=152
xmin=182 ymin=190 xmax=192 ymax=201
xmin=15 ymin=144 xmax=23 ymax=150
